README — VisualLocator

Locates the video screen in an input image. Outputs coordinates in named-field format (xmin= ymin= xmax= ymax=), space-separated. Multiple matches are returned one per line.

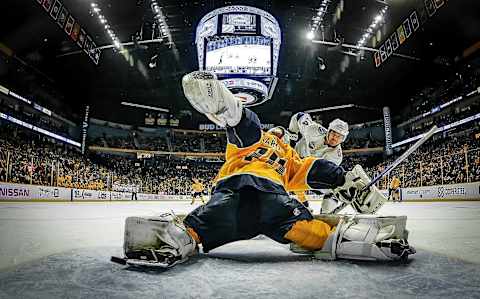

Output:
xmin=221 ymin=14 xmax=256 ymax=34
xmin=205 ymin=36 xmax=271 ymax=75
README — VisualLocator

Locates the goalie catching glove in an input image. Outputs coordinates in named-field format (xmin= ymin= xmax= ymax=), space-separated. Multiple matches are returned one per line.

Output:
xmin=333 ymin=165 xmax=387 ymax=214
xmin=182 ymin=71 xmax=243 ymax=128
xmin=121 ymin=213 xmax=197 ymax=268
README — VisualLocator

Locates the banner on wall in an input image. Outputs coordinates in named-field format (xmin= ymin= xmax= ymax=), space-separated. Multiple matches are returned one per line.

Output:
xmin=374 ymin=0 xmax=446 ymax=67
xmin=2 ymin=182 xmax=477 ymax=202
xmin=34 ymin=0 xmax=101 ymax=65
xmin=0 ymin=183 xmax=70 ymax=200
xmin=72 ymin=189 xmax=111 ymax=201
xmin=401 ymin=182 xmax=480 ymax=200
xmin=383 ymin=107 xmax=393 ymax=155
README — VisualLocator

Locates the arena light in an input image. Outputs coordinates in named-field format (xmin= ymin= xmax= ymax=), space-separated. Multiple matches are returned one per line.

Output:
xmin=90 ymin=2 xmax=123 ymax=51
xmin=33 ymin=103 xmax=52 ymax=116
xmin=392 ymin=112 xmax=480 ymax=148
xmin=466 ymin=87 xmax=480 ymax=97
xmin=305 ymin=104 xmax=354 ymax=113
xmin=0 ymin=112 xmax=81 ymax=147
xmin=121 ymin=101 xmax=169 ymax=112
xmin=308 ymin=0 xmax=331 ymax=37
xmin=356 ymin=6 xmax=388 ymax=48
xmin=8 ymin=91 xmax=32 ymax=104
xmin=0 ymin=84 xmax=9 ymax=95
xmin=150 ymin=0 xmax=172 ymax=43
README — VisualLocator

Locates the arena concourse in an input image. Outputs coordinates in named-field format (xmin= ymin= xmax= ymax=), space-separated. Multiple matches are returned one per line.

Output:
xmin=0 ymin=0 xmax=479 ymax=298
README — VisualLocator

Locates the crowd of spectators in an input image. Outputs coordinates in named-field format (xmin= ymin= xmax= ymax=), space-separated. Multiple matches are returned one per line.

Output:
xmin=343 ymin=136 xmax=384 ymax=149
xmin=0 ymin=122 xmax=221 ymax=194
xmin=171 ymin=131 xmax=202 ymax=152
xmin=363 ymin=131 xmax=480 ymax=189
xmin=90 ymin=129 xmax=227 ymax=153
xmin=133 ymin=133 xmax=170 ymax=151
xmin=401 ymin=101 xmax=480 ymax=140
xmin=1 ymin=119 xmax=479 ymax=196
xmin=402 ymin=64 xmax=480 ymax=119
xmin=0 ymin=123 xmax=107 ymax=189
xmin=0 ymin=97 xmax=71 ymax=138
xmin=203 ymin=132 xmax=227 ymax=152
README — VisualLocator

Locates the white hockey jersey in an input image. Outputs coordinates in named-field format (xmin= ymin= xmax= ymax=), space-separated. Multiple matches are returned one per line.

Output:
xmin=292 ymin=114 xmax=343 ymax=166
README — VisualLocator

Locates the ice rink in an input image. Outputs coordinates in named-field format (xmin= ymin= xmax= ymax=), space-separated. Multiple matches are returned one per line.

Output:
xmin=0 ymin=200 xmax=479 ymax=299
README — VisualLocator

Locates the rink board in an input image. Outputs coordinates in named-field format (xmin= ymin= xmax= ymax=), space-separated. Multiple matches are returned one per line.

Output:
xmin=1 ymin=182 xmax=479 ymax=202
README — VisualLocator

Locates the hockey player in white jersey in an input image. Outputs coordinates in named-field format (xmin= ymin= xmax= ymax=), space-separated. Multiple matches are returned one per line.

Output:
xmin=289 ymin=112 xmax=346 ymax=166
xmin=288 ymin=112 xmax=386 ymax=215
xmin=288 ymin=112 xmax=348 ymax=214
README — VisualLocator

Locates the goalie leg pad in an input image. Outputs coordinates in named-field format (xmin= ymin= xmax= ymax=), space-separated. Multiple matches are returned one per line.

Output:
xmin=182 ymin=71 xmax=243 ymax=127
xmin=123 ymin=213 xmax=197 ymax=268
xmin=314 ymin=215 xmax=415 ymax=261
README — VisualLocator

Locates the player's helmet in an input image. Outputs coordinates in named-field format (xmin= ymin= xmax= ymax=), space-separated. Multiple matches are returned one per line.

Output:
xmin=328 ymin=119 xmax=349 ymax=142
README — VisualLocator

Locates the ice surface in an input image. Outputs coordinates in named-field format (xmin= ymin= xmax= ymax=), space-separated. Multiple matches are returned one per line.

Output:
xmin=0 ymin=201 xmax=479 ymax=298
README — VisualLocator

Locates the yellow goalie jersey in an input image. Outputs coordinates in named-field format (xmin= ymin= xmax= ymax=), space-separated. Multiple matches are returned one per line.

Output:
xmin=215 ymin=131 xmax=316 ymax=192
xmin=214 ymin=109 xmax=345 ymax=195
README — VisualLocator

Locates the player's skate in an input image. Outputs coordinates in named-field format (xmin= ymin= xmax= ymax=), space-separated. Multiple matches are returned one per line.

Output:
xmin=314 ymin=215 xmax=416 ymax=262
xmin=112 ymin=213 xmax=197 ymax=268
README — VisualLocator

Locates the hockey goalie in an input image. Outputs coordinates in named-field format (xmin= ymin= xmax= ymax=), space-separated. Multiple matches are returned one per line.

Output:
xmin=116 ymin=71 xmax=415 ymax=268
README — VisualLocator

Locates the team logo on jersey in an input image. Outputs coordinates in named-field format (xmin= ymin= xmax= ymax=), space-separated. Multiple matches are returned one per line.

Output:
xmin=293 ymin=208 xmax=301 ymax=216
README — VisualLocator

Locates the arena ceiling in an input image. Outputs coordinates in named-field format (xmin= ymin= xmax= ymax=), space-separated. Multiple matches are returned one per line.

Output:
xmin=0 ymin=0 xmax=479 ymax=126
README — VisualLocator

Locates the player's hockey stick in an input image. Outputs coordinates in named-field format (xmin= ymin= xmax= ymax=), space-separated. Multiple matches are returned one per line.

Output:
xmin=363 ymin=125 xmax=438 ymax=191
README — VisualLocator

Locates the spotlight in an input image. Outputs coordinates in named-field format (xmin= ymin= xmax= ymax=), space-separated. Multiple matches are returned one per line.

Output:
xmin=306 ymin=31 xmax=314 ymax=40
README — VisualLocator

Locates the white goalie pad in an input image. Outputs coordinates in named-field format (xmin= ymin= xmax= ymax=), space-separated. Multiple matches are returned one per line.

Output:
xmin=351 ymin=187 xmax=386 ymax=214
xmin=314 ymin=215 xmax=415 ymax=261
xmin=182 ymin=71 xmax=243 ymax=127
xmin=123 ymin=213 xmax=197 ymax=268
xmin=320 ymin=193 xmax=348 ymax=214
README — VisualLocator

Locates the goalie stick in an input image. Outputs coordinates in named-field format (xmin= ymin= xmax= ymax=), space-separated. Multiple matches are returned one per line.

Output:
xmin=363 ymin=125 xmax=438 ymax=191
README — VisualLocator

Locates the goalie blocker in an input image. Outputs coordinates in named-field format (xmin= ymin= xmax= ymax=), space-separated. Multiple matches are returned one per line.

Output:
xmin=332 ymin=165 xmax=387 ymax=214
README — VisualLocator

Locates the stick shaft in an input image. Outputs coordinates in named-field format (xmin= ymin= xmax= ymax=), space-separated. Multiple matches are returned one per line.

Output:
xmin=364 ymin=125 xmax=438 ymax=190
